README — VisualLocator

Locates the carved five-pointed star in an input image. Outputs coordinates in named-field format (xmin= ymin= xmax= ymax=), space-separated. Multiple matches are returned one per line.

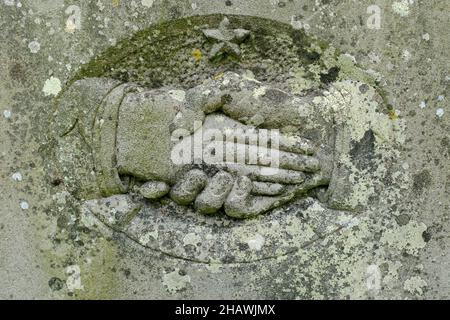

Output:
xmin=202 ymin=17 xmax=250 ymax=60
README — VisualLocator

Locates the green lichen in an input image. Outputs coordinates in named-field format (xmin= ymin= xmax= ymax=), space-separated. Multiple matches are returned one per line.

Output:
xmin=74 ymin=238 xmax=120 ymax=300
xmin=71 ymin=14 xmax=332 ymax=90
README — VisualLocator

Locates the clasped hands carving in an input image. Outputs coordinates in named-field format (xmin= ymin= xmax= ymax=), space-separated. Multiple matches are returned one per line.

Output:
xmin=56 ymin=72 xmax=332 ymax=218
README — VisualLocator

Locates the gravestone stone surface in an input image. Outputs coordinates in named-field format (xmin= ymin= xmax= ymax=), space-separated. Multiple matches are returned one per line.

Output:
xmin=49 ymin=14 xmax=402 ymax=265
xmin=0 ymin=0 xmax=449 ymax=300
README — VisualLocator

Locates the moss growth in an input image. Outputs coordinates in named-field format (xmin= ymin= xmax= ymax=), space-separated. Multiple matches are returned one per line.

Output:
xmin=71 ymin=14 xmax=331 ymax=90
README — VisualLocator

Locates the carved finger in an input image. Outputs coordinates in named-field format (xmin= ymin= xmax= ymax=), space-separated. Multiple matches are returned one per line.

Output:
xmin=138 ymin=181 xmax=170 ymax=199
xmin=276 ymin=133 xmax=316 ymax=155
xmin=170 ymin=169 xmax=207 ymax=205
xmin=278 ymin=151 xmax=320 ymax=172
xmin=224 ymin=176 xmax=295 ymax=219
xmin=245 ymin=130 xmax=316 ymax=155
xmin=221 ymin=163 xmax=306 ymax=184
xmin=186 ymin=83 xmax=227 ymax=114
xmin=269 ymin=173 xmax=331 ymax=204
xmin=289 ymin=173 xmax=331 ymax=195
xmin=251 ymin=182 xmax=286 ymax=196
xmin=201 ymin=114 xmax=315 ymax=157
xmin=256 ymin=147 xmax=321 ymax=172
xmin=195 ymin=171 xmax=234 ymax=214
xmin=225 ymin=172 xmax=332 ymax=218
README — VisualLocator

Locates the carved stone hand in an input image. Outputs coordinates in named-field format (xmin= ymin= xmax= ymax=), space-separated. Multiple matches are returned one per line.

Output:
xmin=54 ymin=72 xmax=333 ymax=218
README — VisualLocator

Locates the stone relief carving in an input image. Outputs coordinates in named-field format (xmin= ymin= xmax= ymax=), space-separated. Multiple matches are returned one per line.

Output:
xmin=55 ymin=71 xmax=335 ymax=218
xmin=47 ymin=15 xmax=404 ymax=263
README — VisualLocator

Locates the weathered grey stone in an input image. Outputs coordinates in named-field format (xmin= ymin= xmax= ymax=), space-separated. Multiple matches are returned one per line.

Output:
xmin=139 ymin=181 xmax=170 ymax=200
xmin=2 ymin=5 xmax=448 ymax=301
